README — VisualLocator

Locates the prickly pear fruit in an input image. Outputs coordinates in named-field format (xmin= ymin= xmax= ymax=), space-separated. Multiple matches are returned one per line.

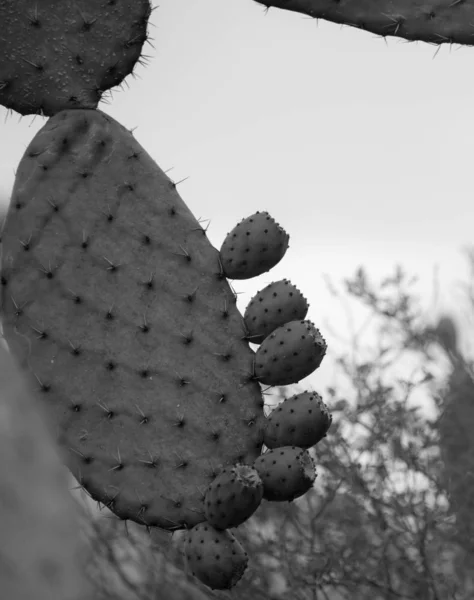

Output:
xmin=263 ymin=390 xmax=332 ymax=449
xmin=0 ymin=344 xmax=91 ymax=600
xmin=185 ymin=522 xmax=248 ymax=590
xmin=0 ymin=108 xmax=266 ymax=531
xmin=253 ymin=446 xmax=316 ymax=502
xmin=0 ymin=0 xmax=152 ymax=116
xmin=255 ymin=320 xmax=327 ymax=386
xmin=204 ymin=464 xmax=263 ymax=529
xmin=244 ymin=279 xmax=309 ymax=344
xmin=219 ymin=211 xmax=289 ymax=280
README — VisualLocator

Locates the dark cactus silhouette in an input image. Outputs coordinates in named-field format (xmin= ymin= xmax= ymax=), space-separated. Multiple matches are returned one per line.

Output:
xmin=432 ymin=315 xmax=474 ymax=556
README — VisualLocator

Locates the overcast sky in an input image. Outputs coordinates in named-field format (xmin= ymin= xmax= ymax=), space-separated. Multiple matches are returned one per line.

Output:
xmin=1 ymin=0 xmax=473 ymax=398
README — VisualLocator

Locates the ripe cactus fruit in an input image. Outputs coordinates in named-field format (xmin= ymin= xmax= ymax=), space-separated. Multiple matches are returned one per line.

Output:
xmin=253 ymin=446 xmax=316 ymax=502
xmin=255 ymin=320 xmax=327 ymax=386
xmin=255 ymin=0 xmax=474 ymax=46
xmin=219 ymin=211 xmax=289 ymax=280
xmin=204 ymin=464 xmax=264 ymax=529
xmin=0 ymin=0 xmax=152 ymax=117
xmin=263 ymin=390 xmax=332 ymax=449
xmin=185 ymin=522 xmax=249 ymax=590
xmin=0 ymin=108 xmax=267 ymax=531
xmin=244 ymin=278 xmax=309 ymax=344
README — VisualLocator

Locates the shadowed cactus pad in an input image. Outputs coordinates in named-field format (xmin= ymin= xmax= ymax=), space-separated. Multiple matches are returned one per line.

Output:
xmin=0 ymin=0 xmax=152 ymax=116
xmin=0 ymin=108 xmax=267 ymax=531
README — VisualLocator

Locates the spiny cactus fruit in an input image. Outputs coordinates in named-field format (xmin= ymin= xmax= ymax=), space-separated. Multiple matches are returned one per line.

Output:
xmin=244 ymin=278 xmax=309 ymax=344
xmin=255 ymin=0 xmax=474 ymax=46
xmin=203 ymin=464 xmax=263 ymax=530
xmin=0 ymin=0 xmax=152 ymax=117
xmin=253 ymin=446 xmax=316 ymax=502
xmin=263 ymin=390 xmax=332 ymax=450
xmin=219 ymin=211 xmax=289 ymax=280
xmin=185 ymin=522 xmax=249 ymax=590
xmin=255 ymin=319 xmax=327 ymax=386
xmin=0 ymin=108 xmax=267 ymax=531
xmin=0 ymin=344 xmax=91 ymax=600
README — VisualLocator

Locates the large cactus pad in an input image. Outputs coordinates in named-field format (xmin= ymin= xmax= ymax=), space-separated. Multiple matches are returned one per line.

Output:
xmin=0 ymin=108 xmax=266 ymax=530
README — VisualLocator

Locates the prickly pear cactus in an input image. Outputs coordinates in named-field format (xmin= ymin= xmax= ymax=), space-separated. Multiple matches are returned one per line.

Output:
xmin=0 ymin=0 xmax=152 ymax=116
xmin=0 ymin=108 xmax=268 ymax=531
xmin=255 ymin=0 xmax=474 ymax=46
xmin=0 ymin=1 xmax=336 ymax=591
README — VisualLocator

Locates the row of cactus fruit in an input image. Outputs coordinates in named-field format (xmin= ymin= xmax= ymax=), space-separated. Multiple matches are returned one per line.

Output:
xmin=0 ymin=0 xmax=333 ymax=592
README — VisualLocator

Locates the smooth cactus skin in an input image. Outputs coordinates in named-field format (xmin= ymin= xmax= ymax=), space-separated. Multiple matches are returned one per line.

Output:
xmin=263 ymin=390 xmax=332 ymax=450
xmin=253 ymin=446 xmax=316 ymax=502
xmin=0 ymin=0 xmax=152 ymax=117
xmin=219 ymin=211 xmax=289 ymax=280
xmin=255 ymin=319 xmax=327 ymax=386
xmin=255 ymin=0 xmax=474 ymax=46
xmin=0 ymin=345 xmax=91 ymax=600
xmin=185 ymin=522 xmax=249 ymax=590
xmin=0 ymin=108 xmax=266 ymax=531
xmin=204 ymin=464 xmax=264 ymax=530
xmin=244 ymin=279 xmax=309 ymax=344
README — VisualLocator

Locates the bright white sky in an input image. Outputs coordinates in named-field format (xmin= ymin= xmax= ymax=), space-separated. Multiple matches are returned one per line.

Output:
xmin=1 ymin=0 xmax=473 ymax=396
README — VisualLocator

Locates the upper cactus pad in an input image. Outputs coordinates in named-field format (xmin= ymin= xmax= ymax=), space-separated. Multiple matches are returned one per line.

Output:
xmin=255 ymin=0 xmax=474 ymax=46
xmin=0 ymin=108 xmax=266 ymax=531
xmin=0 ymin=0 xmax=152 ymax=117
